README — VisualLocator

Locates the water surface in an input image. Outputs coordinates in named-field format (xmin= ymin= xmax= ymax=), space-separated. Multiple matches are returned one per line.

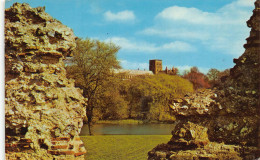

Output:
xmin=80 ymin=123 xmax=175 ymax=135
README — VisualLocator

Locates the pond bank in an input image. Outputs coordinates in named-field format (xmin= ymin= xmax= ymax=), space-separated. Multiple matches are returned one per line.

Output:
xmin=95 ymin=119 xmax=144 ymax=124
xmin=80 ymin=122 xmax=176 ymax=135
xmin=90 ymin=119 xmax=175 ymax=125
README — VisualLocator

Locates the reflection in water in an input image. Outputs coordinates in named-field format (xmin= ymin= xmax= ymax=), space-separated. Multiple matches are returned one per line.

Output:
xmin=80 ymin=123 xmax=176 ymax=135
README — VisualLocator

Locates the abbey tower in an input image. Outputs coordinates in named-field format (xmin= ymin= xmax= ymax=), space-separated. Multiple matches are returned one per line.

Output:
xmin=149 ymin=59 xmax=162 ymax=74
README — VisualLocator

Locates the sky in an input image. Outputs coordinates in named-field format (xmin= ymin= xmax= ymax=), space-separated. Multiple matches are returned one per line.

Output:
xmin=5 ymin=0 xmax=255 ymax=74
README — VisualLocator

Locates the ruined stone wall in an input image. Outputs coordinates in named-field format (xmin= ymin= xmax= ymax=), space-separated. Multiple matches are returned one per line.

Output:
xmin=5 ymin=3 xmax=87 ymax=159
xmin=148 ymin=1 xmax=259 ymax=159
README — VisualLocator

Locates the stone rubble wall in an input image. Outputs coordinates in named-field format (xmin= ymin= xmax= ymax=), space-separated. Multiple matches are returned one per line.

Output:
xmin=6 ymin=136 xmax=86 ymax=160
xmin=5 ymin=3 xmax=87 ymax=159
xmin=169 ymin=89 xmax=258 ymax=146
xmin=169 ymin=89 xmax=220 ymax=116
xmin=149 ymin=122 xmax=244 ymax=160
xmin=148 ymin=0 xmax=260 ymax=159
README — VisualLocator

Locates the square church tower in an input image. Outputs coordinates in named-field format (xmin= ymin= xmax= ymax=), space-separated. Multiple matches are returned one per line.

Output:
xmin=149 ymin=59 xmax=162 ymax=74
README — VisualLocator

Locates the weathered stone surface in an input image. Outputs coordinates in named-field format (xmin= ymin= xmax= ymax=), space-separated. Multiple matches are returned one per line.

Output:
xmin=148 ymin=1 xmax=260 ymax=159
xmin=149 ymin=122 xmax=243 ymax=160
xmin=169 ymin=89 xmax=220 ymax=116
xmin=5 ymin=3 xmax=86 ymax=159
xmin=169 ymin=89 xmax=258 ymax=146
xmin=5 ymin=3 xmax=75 ymax=58
xmin=149 ymin=121 xmax=259 ymax=160
xmin=214 ymin=0 xmax=259 ymax=147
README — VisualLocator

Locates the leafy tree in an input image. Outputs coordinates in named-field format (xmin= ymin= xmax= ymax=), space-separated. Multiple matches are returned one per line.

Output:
xmin=207 ymin=68 xmax=220 ymax=87
xmin=183 ymin=67 xmax=210 ymax=89
xmin=207 ymin=68 xmax=230 ymax=87
xmin=207 ymin=68 xmax=220 ymax=81
xmin=66 ymin=38 xmax=120 ymax=135
xmin=190 ymin=66 xmax=199 ymax=73
xmin=97 ymin=75 xmax=129 ymax=120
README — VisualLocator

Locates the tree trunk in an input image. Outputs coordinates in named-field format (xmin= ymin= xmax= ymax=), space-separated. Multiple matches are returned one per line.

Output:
xmin=87 ymin=121 xmax=92 ymax=136
xmin=86 ymin=103 xmax=94 ymax=135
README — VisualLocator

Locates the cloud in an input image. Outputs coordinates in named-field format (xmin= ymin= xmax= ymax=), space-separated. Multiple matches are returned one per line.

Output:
xmin=104 ymin=10 xmax=135 ymax=22
xmin=119 ymin=60 xmax=149 ymax=70
xmin=223 ymin=0 xmax=254 ymax=8
xmin=105 ymin=37 xmax=156 ymax=52
xmin=87 ymin=1 xmax=103 ymax=14
xmin=142 ymin=28 xmax=210 ymax=41
xmin=105 ymin=37 xmax=195 ymax=53
xmin=141 ymin=0 xmax=254 ymax=56
xmin=156 ymin=6 xmax=220 ymax=25
xmin=161 ymin=41 xmax=196 ymax=52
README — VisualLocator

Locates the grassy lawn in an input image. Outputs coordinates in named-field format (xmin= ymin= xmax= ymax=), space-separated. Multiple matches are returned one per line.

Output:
xmin=81 ymin=135 xmax=171 ymax=160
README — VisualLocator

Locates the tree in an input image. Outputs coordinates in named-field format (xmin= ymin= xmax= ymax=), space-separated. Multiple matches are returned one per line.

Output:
xmin=190 ymin=66 xmax=199 ymax=73
xmin=66 ymin=38 xmax=120 ymax=135
xmin=183 ymin=67 xmax=210 ymax=89
xmin=207 ymin=69 xmax=220 ymax=81
xmin=207 ymin=68 xmax=220 ymax=87
xmin=97 ymin=75 xmax=129 ymax=120
xmin=207 ymin=68 xmax=230 ymax=87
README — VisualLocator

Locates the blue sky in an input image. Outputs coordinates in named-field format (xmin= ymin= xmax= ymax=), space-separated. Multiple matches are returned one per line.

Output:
xmin=5 ymin=0 xmax=255 ymax=73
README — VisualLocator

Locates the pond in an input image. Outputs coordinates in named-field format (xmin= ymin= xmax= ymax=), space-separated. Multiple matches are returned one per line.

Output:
xmin=80 ymin=123 xmax=176 ymax=135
